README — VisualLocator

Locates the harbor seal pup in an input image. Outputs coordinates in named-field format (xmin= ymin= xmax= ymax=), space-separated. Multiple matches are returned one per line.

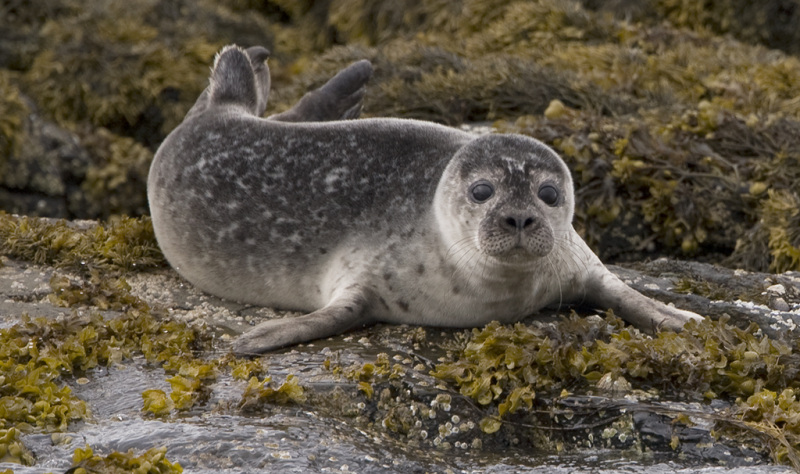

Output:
xmin=148 ymin=45 xmax=703 ymax=356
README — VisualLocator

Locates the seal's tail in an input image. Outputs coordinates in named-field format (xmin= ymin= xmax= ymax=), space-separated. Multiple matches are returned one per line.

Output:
xmin=208 ymin=45 xmax=271 ymax=116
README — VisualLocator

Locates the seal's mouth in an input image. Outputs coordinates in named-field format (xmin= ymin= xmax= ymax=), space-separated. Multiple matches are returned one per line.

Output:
xmin=485 ymin=245 xmax=547 ymax=264
xmin=478 ymin=233 xmax=553 ymax=260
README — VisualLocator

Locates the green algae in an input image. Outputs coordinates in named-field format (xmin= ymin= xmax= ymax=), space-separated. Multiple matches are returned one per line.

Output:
xmin=433 ymin=314 xmax=797 ymax=410
xmin=0 ymin=213 xmax=165 ymax=274
xmin=70 ymin=444 xmax=183 ymax=474
xmin=141 ymin=389 xmax=173 ymax=418
xmin=229 ymin=357 xmax=268 ymax=381
xmin=0 ymin=276 xmax=209 ymax=430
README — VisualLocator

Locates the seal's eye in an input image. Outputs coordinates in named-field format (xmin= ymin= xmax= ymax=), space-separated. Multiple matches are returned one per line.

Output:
xmin=469 ymin=180 xmax=494 ymax=203
xmin=538 ymin=184 xmax=559 ymax=206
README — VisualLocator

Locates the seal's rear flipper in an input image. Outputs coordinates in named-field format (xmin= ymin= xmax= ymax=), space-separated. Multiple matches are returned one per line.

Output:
xmin=245 ymin=46 xmax=272 ymax=116
xmin=270 ymin=60 xmax=373 ymax=122
xmin=208 ymin=45 xmax=263 ymax=114
xmin=231 ymin=288 xmax=375 ymax=356
xmin=185 ymin=45 xmax=271 ymax=119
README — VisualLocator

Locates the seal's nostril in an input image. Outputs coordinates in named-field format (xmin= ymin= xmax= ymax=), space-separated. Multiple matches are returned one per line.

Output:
xmin=504 ymin=215 xmax=534 ymax=230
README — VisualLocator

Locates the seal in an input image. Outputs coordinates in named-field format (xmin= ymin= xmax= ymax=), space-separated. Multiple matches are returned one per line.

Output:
xmin=148 ymin=45 xmax=703 ymax=356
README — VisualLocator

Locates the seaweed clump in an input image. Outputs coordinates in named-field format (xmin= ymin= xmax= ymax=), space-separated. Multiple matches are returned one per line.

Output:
xmin=239 ymin=375 xmax=307 ymax=411
xmin=141 ymin=361 xmax=218 ymax=417
xmin=21 ymin=1 xmax=219 ymax=145
xmin=652 ymin=0 xmax=800 ymax=56
xmin=730 ymin=388 xmax=800 ymax=467
xmin=432 ymin=314 xmax=800 ymax=465
xmin=69 ymin=445 xmax=183 ymax=474
xmin=0 ymin=428 xmax=34 ymax=466
xmin=0 ymin=213 xmax=165 ymax=274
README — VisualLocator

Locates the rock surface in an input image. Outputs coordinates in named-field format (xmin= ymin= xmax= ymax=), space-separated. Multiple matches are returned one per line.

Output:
xmin=1 ymin=254 xmax=798 ymax=473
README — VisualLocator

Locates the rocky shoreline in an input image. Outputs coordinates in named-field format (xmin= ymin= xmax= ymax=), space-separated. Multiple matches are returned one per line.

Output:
xmin=1 ymin=248 xmax=799 ymax=471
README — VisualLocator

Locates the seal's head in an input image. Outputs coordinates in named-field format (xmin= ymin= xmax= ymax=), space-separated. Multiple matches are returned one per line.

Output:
xmin=433 ymin=134 xmax=574 ymax=265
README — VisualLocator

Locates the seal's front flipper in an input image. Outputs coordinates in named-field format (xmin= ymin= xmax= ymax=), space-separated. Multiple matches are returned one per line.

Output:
xmin=231 ymin=288 xmax=374 ymax=357
xmin=270 ymin=60 xmax=373 ymax=122
xmin=584 ymin=267 xmax=703 ymax=333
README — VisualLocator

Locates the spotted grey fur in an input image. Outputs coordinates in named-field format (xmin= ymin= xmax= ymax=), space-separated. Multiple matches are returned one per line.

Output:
xmin=148 ymin=45 xmax=703 ymax=355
